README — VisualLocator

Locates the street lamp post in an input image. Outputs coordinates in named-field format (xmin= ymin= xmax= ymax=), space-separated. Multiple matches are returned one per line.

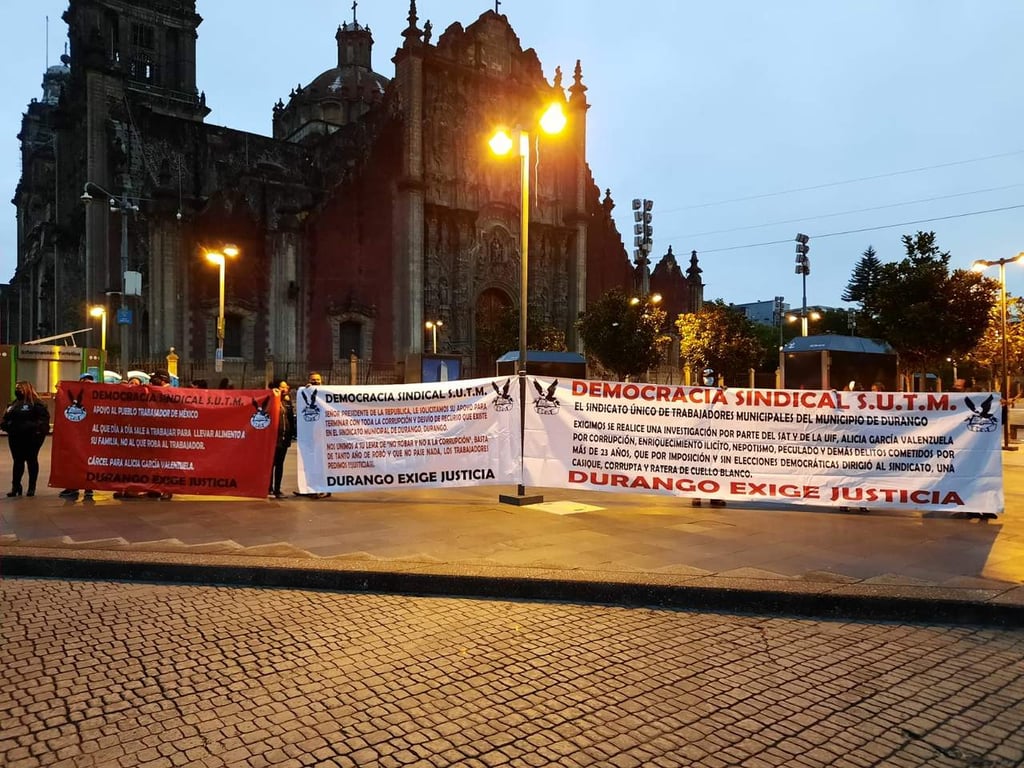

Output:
xmin=795 ymin=233 xmax=811 ymax=336
xmin=489 ymin=102 xmax=567 ymax=505
xmin=205 ymin=245 xmax=239 ymax=373
xmin=972 ymin=252 xmax=1024 ymax=450
xmin=787 ymin=309 xmax=820 ymax=333
xmin=89 ymin=305 xmax=106 ymax=376
xmin=773 ymin=296 xmax=785 ymax=348
xmin=632 ymin=293 xmax=663 ymax=382
xmin=81 ymin=183 xmax=138 ymax=372
xmin=425 ymin=320 xmax=443 ymax=354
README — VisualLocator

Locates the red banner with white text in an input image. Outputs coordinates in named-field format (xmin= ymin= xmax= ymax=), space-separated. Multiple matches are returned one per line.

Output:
xmin=50 ymin=382 xmax=279 ymax=498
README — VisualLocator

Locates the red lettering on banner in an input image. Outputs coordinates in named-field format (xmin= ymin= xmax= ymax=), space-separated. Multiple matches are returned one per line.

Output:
xmin=853 ymin=392 xmax=954 ymax=412
xmin=571 ymin=380 xmax=728 ymax=406
xmin=735 ymin=390 xmax=844 ymax=409
xmin=829 ymin=486 xmax=965 ymax=506
xmin=730 ymin=482 xmax=820 ymax=499
xmin=568 ymin=470 xmax=722 ymax=495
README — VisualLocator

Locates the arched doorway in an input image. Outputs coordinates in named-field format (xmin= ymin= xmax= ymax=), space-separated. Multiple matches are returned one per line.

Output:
xmin=475 ymin=287 xmax=514 ymax=375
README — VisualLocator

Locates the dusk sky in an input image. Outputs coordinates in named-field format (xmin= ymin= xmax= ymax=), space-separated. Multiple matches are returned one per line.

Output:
xmin=4 ymin=1 xmax=1024 ymax=312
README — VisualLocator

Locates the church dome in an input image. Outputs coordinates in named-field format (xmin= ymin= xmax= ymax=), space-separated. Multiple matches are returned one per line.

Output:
xmin=41 ymin=63 xmax=70 ymax=105
xmin=273 ymin=19 xmax=389 ymax=143
xmin=303 ymin=65 xmax=389 ymax=103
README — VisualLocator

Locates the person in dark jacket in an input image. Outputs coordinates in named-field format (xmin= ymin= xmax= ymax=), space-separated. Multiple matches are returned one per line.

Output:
xmin=2 ymin=380 xmax=50 ymax=497
xmin=269 ymin=381 xmax=296 ymax=499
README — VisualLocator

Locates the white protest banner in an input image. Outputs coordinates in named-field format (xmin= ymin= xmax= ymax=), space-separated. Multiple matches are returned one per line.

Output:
xmin=523 ymin=379 xmax=1004 ymax=515
xmin=294 ymin=377 xmax=519 ymax=493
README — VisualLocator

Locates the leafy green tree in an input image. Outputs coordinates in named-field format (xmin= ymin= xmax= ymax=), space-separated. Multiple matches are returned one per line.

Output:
xmin=970 ymin=295 xmax=1024 ymax=390
xmin=676 ymin=300 xmax=763 ymax=385
xmin=851 ymin=231 xmax=998 ymax=373
xmin=842 ymin=245 xmax=882 ymax=305
xmin=750 ymin=321 xmax=783 ymax=370
xmin=576 ymin=288 xmax=671 ymax=380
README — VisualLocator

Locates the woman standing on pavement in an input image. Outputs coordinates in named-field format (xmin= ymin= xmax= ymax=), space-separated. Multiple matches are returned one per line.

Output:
xmin=1 ymin=381 xmax=50 ymax=497
xmin=269 ymin=381 xmax=296 ymax=499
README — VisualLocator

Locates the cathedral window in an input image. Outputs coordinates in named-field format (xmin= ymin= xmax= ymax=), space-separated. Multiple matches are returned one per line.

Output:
xmin=104 ymin=11 xmax=120 ymax=62
xmin=129 ymin=58 xmax=156 ymax=83
xmin=165 ymin=29 xmax=181 ymax=89
xmin=339 ymin=321 xmax=362 ymax=359
xmin=131 ymin=23 xmax=155 ymax=50
xmin=224 ymin=315 xmax=243 ymax=358
xmin=328 ymin=312 xmax=374 ymax=365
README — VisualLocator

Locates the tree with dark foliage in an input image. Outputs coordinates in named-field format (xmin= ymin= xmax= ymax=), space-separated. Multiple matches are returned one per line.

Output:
xmin=576 ymin=288 xmax=670 ymax=381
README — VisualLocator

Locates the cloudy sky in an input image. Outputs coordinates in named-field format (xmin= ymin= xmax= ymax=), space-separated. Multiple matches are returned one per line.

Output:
xmin=4 ymin=0 xmax=1024 ymax=310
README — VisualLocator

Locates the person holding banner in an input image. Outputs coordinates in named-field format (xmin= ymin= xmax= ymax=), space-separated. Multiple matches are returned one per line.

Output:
xmin=60 ymin=372 xmax=97 ymax=500
xmin=269 ymin=381 xmax=296 ymax=499
xmin=294 ymin=371 xmax=330 ymax=498
xmin=693 ymin=367 xmax=727 ymax=508
xmin=2 ymin=381 xmax=50 ymax=497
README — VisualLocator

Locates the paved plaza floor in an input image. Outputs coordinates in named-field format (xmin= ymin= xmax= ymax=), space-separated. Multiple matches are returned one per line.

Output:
xmin=2 ymin=439 xmax=1023 ymax=625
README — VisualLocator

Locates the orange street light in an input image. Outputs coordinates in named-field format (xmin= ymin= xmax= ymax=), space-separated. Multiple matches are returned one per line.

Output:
xmin=89 ymin=305 xmax=107 ymax=374
xmin=425 ymin=320 xmax=443 ymax=354
xmin=205 ymin=244 xmax=239 ymax=372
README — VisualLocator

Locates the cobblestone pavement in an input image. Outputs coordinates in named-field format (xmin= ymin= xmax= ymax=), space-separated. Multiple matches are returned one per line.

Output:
xmin=3 ymin=579 xmax=1024 ymax=768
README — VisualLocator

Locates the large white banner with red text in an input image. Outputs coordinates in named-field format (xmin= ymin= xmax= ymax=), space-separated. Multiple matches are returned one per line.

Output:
xmin=523 ymin=379 xmax=1004 ymax=514
xmin=293 ymin=378 xmax=519 ymax=493
xmin=50 ymin=382 xmax=279 ymax=498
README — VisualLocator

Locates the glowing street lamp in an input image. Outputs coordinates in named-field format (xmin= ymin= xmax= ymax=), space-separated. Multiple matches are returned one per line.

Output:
xmin=205 ymin=244 xmax=239 ymax=373
xmin=489 ymin=101 xmax=567 ymax=505
xmin=630 ymin=292 xmax=662 ymax=308
xmin=89 ymin=305 xmax=107 ymax=375
xmin=972 ymin=252 xmax=1024 ymax=450
xmin=425 ymin=320 xmax=443 ymax=354
xmin=787 ymin=308 xmax=821 ymax=336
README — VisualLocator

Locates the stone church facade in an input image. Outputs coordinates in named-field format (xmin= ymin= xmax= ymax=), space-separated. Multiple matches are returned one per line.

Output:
xmin=8 ymin=0 xmax=706 ymax=380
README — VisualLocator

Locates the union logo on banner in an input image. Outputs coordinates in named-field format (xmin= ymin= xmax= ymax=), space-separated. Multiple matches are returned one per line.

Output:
xmin=964 ymin=394 xmax=998 ymax=433
xmin=491 ymin=379 xmax=514 ymax=412
xmin=64 ymin=387 xmax=88 ymax=423
xmin=300 ymin=388 xmax=322 ymax=422
xmin=532 ymin=378 xmax=560 ymax=415
xmin=250 ymin=396 xmax=272 ymax=429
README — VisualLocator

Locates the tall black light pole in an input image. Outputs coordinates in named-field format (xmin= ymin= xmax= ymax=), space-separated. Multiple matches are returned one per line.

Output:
xmin=81 ymin=183 xmax=138 ymax=372
xmin=972 ymin=253 xmax=1024 ymax=450
xmin=795 ymin=233 xmax=810 ymax=336
xmin=490 ymin=102 xmax=567 ymax=505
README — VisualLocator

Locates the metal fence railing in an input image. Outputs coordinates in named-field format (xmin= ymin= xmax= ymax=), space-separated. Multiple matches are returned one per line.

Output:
xmin=128 ymin=357 xmax=410 ymax=389
xmin=126 ymin=356 xmax=784 ymax=390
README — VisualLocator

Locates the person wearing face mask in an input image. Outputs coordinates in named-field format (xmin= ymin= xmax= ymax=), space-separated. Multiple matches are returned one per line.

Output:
xmin=1 ymin=381 xmax=50 ymax=497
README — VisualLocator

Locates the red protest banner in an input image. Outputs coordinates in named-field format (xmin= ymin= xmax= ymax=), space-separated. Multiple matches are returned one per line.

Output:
xmin=50 ymin=382 xmax=279 ymax=499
